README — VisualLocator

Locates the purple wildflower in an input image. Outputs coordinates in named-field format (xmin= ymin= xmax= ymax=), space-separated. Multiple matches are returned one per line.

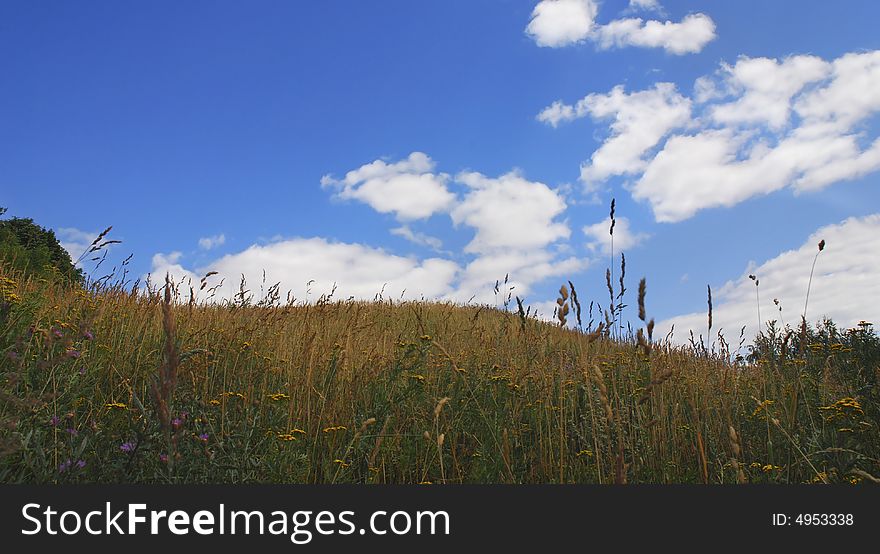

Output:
xmin=75 ymin=460 xmax=86 ymax=469
xmin=198 ymin=433 xmax=209 ymax=442
xmin=66 ymin=349 xmax=81 ymax=359
xmin=65 ymin=427 xmax=78 ymax=436
xmin=58 ymin=460 xmax=72 ymax=473
xmin=171 ymin=418 xmax=183 ymax=430
xmin=159 ymin=453 xmax=169 ymax=463
xmin=78 ymin=366 xmax=87 ymax=376
xmin=52 ymin=328 xmax=63 ymax=339
xmin=83 ymin=330 xmax=94 ymax=341
xmin=120 ymin=441 xmax=135 ymax=453
xmin=49 ymin=415 xmax=60 ymax=427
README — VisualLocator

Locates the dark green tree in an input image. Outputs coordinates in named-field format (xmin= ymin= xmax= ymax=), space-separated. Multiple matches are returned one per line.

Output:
xmin=0 ymin=207 xmax=84 ymax=283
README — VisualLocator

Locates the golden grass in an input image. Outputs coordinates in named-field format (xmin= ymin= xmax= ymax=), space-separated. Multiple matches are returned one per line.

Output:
xmin=0 ymin=265 xmax=878 ymax=484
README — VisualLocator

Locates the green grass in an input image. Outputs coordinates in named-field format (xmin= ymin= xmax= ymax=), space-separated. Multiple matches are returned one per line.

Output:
xmin=1 ymin=268 xmax=878 ymax=484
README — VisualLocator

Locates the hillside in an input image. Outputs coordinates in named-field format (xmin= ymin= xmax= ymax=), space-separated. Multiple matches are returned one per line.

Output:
xmin=1 ymin=267 xmax=878 ymax=484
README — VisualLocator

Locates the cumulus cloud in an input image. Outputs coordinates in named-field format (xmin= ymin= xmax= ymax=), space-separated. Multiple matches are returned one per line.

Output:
xmin=162 ymin=161 xmax=586 ymax=307
xmin=592 ymin=14 xmax=716 ymax=55
xmin=796 ymin=50 xmax=880 ymax=131
xmin=583 ymin=216 xmax=649 ymax=255
xmin=451 ymin=170 xmax=570 ymax=254
xmin=198 ymin=234 xmax=225 ymax=250
xmin=539 ymin=83 xmax=692 ymax=190
xmin=56 ymin=227 xmax=100 ymax=262
xmin=547 ymin=50 xmax=880 ymax=222
xmin=526 ymin=0 xmax=598 ymax=48
xmin=448 ymin=170 xmax=584 ymax=301
xmin=659 ymin=214 xmax=880 ymax=344
xmin=706 ymin=55 xmax=831 ymax=129
xmin=149 ymin=238 xmax=460 ymax=303
xmin=321 ymin=152 xmax=455 ymax=221
xmin=628 ymin=0 xmax=662 ymax=12
xmin=452 ymin=249 xmax=587 ymax=304
xmin=526 ymin=0 xmax=715 ymax=54
xmin=390 ymin=225 xmax=445 ymax=252
xmin=148 ymin=251 xmax=198 ymax=290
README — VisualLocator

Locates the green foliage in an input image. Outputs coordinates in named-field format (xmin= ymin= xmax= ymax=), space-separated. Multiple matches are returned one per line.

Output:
xmin=0 ymin=208 xmax=83 ymax=284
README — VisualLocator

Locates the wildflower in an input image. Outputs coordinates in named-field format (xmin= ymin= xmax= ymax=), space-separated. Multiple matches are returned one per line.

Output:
xmin=58 ymin=460 xmax=72 ymax=473
xmin=277 ymin=433 xmax=297 ymax=441
xmin=171 ymin=418 xmax=183 ymax=430
xmin=65 ymin=349 xmax=81 ymax=359
xmin=818 ymin=397 xmax=865 ymax=421
xmin=198 ymin=433 xmax=209 ymax=443
xmin=49 ymin=415 xmax=60 ymax=427
xmin=209 ymin=399 xmax=220 ymax=406
xmin=83 ymin=330 xmax=94 ymax=341
xmin=333 ymin=459 xmax=350 ymax=468
xmin=52 ymin=328 xmax=63 ymax=339
xmin=104 ymin=402 xmax=126 ymax=410
xmin=120 ymin=441 xmax=135 ymax=453
xmin=159 ymin=453 xmax=169 ymax=463
xmin=268 ymin=392 xmax=290 ymax=401
xmin=75 ymin=460 xmax=86 ymax=469
xmin=323 ymin=425 xmax=347 ymax=433
xmin=78 ymin=366 xmax=87 ymax=376
xmin=751 ymin=399 xmax=775 ymax=417
xmin=66 ymin=428 xmax=78 ymax=436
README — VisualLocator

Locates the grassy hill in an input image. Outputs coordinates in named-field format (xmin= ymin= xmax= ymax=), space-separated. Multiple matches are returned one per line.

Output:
xmin=1 ymin=266 xmax=878 ymax=484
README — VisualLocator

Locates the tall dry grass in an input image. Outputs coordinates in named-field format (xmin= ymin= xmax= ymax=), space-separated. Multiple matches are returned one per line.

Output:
xmin=0 ymin=259 xmax=878 ymax=484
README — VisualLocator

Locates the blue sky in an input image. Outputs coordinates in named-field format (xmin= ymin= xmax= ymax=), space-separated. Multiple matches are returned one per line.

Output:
xmin=2 ymin=0 xmax=879 ymax=342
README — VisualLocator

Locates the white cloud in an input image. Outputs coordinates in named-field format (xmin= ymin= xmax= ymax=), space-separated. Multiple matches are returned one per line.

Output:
xmin=583 ymin=216 xmax=649 ymax=255
xmin=452 ymin=249 xmax=587 ymax=304
xmin=526 ymin=0 xmax=598 ymax=48
xmin=628 ymin=0 xmax=661 ymax=12
xmin=529 ymin=299 xmax=565 ymax=322
xmin=155 ymin=153 xmax=592 ymax=309
xmin=593 ymin=14 xmax=716 ymax=55
xmin=56 ymin=227 xmax=99 ymax=262
xmin=527 ymin=0 xmax=715 ymax=54
xmin=448 ymin=170 xmax=584 ymax=302
xmin=390 ymin=225 xmax=445 ymax=252
xmin=659 ymin=214 xmax=880 ymax=344
xmin=451 ymin=170 xmax=570 ymax=254
xmin=148 ymin=251 xmax=199 ymax=291
xmin=551 ymin=50 xmax=880 ymax=222
xmin=151 ymin=238 xmax=460 ymax=303
xmin=198 ymin=234 xmax=226 ymax=250
xmin=536 ymin=101 xmax=579 ymax=128
xmin=796 ymin=50 xmax=880 ymax=132
xmin=321 ymin=152 xmax=455 ymax=221
xmin=539 ymin=84 xmax=691 ymax=189
xmin=708 ymin=55 xmax=831 ymax=129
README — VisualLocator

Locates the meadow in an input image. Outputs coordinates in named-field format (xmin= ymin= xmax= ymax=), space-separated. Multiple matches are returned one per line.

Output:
xmin=1 ymin=257 xmax=878 ymax=484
